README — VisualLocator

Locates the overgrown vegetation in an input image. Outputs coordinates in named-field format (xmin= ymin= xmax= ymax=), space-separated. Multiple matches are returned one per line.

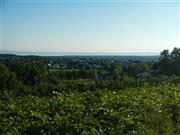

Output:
xmin=1 ymin=84 xmax=179 ymax=135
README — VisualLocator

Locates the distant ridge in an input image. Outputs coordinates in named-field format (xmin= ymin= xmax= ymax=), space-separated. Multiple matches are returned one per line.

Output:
xmin=0 ymin=50 xmax=159 ymax=56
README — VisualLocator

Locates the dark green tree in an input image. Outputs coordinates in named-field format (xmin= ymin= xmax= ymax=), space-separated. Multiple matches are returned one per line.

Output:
xmin=0 ymin=64 xmax=22 ymax=92
xmin=154 ymin=47 xmax=180 ymax=75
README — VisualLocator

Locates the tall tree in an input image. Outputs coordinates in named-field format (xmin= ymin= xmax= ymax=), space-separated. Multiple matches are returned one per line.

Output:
xmin=154 ymin=47 xmax=180 ymax=75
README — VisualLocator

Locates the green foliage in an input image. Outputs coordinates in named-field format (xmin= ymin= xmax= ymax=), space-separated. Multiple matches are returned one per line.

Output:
xmin=155 ymin=47 xmax=180 ymax=75
xmin=0 ymin=48 xmax=180 ymax=134
xmin=0 ymin=84 xmax=179 ymax=135
xmin=0 ymin=64 xmax=23 ymax=95
xmin=5 ymin=60 xmax=47 ymax=86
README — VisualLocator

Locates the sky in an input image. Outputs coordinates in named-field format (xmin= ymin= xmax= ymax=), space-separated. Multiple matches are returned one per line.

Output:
xmin=0 ymin=0 xmax=179 ymax=53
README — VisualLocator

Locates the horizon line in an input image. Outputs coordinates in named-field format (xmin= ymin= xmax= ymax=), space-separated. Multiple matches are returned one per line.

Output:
xmin=0 ymin=50 xmax=159 ymax=54
xmin=0 ymin=50 xmax=160 ymax=56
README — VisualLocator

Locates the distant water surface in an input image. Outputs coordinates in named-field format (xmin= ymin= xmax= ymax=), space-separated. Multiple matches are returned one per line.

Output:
xmin=0 ymin=50 xmax=159 ymax=56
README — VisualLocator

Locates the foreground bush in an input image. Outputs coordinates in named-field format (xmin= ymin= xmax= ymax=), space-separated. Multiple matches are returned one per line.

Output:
xmin=0 ymin=84 xmax=179 ymax=135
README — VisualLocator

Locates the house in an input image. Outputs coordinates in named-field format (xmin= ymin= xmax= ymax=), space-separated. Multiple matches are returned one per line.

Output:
xmin=92 ymin=64 xmax=101 ymax=69
xmin=52 ymin=64 xmax=60 ymax=69
xmin=136 ymin=72 xmax=152 ymax=77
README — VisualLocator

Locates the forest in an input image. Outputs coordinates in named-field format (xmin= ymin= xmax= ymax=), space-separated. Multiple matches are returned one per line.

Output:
xmin=0 ymin=47 xmax=180 ymax=135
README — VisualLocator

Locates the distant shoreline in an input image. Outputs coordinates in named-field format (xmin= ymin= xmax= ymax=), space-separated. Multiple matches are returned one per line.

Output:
xmin=0 ymin=50 xmax=159 ymax=56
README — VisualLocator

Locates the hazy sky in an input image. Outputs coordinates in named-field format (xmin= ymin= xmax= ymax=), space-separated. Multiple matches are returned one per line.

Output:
xmin=0 ymin=0 xmax=179 ymax=53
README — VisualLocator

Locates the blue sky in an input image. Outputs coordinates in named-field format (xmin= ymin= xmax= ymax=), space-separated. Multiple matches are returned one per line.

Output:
xmin=0 ymin=0 xmax=179 ymax=53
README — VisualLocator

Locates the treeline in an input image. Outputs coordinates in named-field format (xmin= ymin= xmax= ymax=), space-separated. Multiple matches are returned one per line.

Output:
xmin=0 ymin=47 xmax=180 ymax=96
